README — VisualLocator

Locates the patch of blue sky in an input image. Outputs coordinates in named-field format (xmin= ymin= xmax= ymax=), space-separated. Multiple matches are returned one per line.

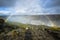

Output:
xmin=0 ymin=7 xmax=10 ymax=11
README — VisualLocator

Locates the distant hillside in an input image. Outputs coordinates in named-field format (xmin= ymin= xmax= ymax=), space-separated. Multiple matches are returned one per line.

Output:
xmin=7 ymin=21 xmax=60 ymax=31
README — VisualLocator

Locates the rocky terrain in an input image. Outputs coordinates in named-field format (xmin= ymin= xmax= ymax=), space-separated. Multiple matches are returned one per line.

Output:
xmin=0 ymin=22 xmax=60 ymax=40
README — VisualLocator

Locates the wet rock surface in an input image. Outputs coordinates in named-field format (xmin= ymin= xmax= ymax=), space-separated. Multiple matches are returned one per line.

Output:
xmin=45 ymin=28 xmax=60 ymax=40
xmin=0 ymin=28 xmax=57 ymax=40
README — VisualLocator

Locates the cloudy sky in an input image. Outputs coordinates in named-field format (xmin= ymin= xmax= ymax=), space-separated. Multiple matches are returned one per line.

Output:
xmin=0 ymin=0 xmax=60 ymax=15
xmin=0 ymin=0 xmax=60 ymax=27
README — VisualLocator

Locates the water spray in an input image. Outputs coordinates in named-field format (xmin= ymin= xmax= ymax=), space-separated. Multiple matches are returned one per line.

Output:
xmin=45 ymin=15 xmax=56 ymax=27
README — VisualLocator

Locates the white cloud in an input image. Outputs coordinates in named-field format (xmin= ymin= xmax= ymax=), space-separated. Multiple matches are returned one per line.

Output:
xmin=0 ymin=10 xmax=11 ymax=15
xmin=13 ymin=0 xmax=58 ymax=15
xmin=13 ymin=0 xmax=44 ymax=15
